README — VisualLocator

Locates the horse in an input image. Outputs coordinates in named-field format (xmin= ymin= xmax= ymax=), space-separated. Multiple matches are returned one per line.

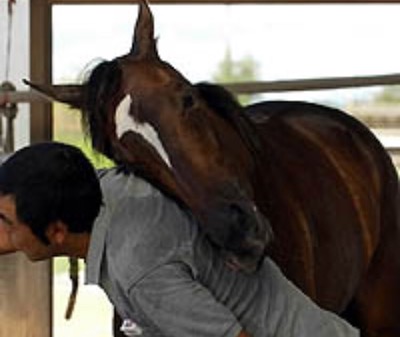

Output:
xmin=27 ymin=1 xmax=400 ymax=336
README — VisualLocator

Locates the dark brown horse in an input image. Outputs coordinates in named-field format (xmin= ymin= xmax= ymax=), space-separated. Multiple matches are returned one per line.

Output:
xmin=27 ymin=1 xmax=400 ymax=336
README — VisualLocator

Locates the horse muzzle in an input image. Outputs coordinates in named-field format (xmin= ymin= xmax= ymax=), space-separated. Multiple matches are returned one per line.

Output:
xmin=198 ymin=194 xmax=274 ymax=274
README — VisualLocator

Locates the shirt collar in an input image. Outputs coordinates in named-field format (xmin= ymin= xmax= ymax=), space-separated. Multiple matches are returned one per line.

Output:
xmin=85 ymin=203 xmax=109 ymax=285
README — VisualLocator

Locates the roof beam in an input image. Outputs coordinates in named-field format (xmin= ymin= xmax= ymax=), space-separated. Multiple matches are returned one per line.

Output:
xmin=47 ymin=0 xmax=400 ymax=4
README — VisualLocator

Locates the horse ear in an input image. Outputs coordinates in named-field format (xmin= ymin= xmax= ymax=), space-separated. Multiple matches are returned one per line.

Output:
xmin=130 ymin=0 xmax=159 ymax=59
xmin=23 ymin=79 xmax=85 ymax=110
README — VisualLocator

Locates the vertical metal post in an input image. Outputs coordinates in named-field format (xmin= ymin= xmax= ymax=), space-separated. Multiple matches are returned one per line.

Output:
xmin=0 ymin=1 xmax=52 ymax=336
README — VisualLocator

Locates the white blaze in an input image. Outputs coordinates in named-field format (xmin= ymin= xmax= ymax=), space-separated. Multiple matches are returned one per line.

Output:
xmin=115 ymin=95 xmax=172 ymax=168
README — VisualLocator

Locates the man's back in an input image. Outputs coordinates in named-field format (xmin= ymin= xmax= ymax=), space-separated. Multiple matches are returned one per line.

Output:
xmin=86 ymin=169 xmax=359 ymax=337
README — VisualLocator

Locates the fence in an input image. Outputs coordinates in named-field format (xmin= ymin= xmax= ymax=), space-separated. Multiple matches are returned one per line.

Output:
xmin=1 ymin=73 xmax=400 ymax=157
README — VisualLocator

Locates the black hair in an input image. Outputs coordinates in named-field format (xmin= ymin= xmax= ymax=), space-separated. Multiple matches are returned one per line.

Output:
xmin=0 ymin=142 xmax=103 ymax=244
xmin=195 ymin=82 xmax=262 ymax=156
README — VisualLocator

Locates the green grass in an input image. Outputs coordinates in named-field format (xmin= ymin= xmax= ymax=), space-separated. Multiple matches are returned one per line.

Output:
xmin=53 ymin=257 xmax=84 ymax=275
xmin=53 ymin=102 xmax=114 ymax=169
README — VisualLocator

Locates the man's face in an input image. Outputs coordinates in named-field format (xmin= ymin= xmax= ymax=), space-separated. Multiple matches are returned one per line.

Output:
xmin=0 ymin=194 xmax=53 ymax=261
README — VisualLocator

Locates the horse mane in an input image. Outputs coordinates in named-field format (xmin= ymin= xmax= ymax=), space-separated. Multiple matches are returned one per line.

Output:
xmin=81 ymin=60 xmax=122 ymax=159
xmin=195 ymin=82 xmax=262 ymax=156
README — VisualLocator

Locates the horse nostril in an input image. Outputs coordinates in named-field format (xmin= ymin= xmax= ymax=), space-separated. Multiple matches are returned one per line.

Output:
xmin=228 ymin=204 xmax=247 ymax=227
xmin=200 ymin=198 xmax=273 ymax=273
xmin=228 ymin=201 xmax=273 ymax=247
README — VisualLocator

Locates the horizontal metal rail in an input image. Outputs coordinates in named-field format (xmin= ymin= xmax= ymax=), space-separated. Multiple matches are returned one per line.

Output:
xmin=223 ymin=73 xmax=400 ymax=94
xmin=1 ymin=75 xmax=400 ymax=159
xmin=2 ymin=73 xmax=400 ymax=104
xmin=0 ymin=90 xmax=47 ymax=104
xmin=387 ymin=147 xmax=400 ymax=155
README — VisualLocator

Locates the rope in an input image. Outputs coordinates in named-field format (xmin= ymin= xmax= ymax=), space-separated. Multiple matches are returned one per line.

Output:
xmin=64 ymin=257 xmax=79 ymax=320
xmin=5 ymin=0 xmax=15 ymax=81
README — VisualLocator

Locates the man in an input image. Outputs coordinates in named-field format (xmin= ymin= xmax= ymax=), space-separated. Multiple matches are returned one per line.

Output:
xmin=0 ymin=142 xmax=359 ymax=337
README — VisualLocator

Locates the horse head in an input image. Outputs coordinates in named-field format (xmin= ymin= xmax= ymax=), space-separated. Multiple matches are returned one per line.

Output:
xmin=26 ymin=0 xmax=272 ymax=272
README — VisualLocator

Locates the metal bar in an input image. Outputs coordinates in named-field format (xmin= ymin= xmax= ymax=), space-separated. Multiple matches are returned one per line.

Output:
xmin=222 ymin=73 xmax=400 ymax=94
xmin=0 ymin=90 xmax=50 ymax=104
xmin=2 ymin=73 xmax=400 ymax=103
xmin=387 ymin=147 xmax=400 ymax=156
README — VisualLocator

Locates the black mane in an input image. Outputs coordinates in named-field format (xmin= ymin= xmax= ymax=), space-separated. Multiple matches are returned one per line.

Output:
xmin=195 ymin=82 xmax=262 ymax=156
xmin=82 ymin=60 xmax=122 ymax=159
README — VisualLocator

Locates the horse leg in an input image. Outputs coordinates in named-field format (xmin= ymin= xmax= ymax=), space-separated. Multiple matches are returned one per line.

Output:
xmin=344 ymin=188 xmax=400 ymax=337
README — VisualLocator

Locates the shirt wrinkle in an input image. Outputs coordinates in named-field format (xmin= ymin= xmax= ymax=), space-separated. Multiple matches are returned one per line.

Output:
xmin=85 ymin=168 xmax=360 ymax=337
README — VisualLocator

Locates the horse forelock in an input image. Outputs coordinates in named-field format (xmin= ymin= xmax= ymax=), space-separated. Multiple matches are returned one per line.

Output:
xmin=82 ymin=60 xmax=123 ymax=159
xmin=195 ymin=82 xmax=262 ymax=156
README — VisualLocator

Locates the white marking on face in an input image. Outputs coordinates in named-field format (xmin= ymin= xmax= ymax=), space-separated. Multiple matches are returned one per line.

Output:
xmin=115 ymin=95 xmax=172 ymax=168
xmin=115 ymin=95 xmax=134 ymax=139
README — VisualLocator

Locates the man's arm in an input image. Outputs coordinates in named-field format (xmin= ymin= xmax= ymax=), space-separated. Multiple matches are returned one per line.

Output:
xmin=128 ymin=262 xmax=245 ymax=337
xmin=0 ymin=223 xmax=17 ymax=254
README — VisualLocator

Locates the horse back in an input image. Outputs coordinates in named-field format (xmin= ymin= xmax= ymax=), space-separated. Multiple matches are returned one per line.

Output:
xmin=245 ymin=101 xmax=398 ymax=313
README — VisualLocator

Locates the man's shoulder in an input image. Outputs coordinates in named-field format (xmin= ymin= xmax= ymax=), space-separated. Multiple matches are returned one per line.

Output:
xmin=105 ymin=193 xmax=196 ymax=290
xmin=99 ymin=168 xmax=160 ymax=204
xmin=97 ymin=168 xmax=199 ymax=288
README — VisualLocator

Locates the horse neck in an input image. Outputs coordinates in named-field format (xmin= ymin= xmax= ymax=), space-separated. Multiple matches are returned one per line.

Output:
xmin=231 ymin=111 xmax=263 ymax=161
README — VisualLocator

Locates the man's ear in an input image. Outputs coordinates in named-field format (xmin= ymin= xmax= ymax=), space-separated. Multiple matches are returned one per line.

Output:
xmin=46 ymin=221 xmax=68 ymax=246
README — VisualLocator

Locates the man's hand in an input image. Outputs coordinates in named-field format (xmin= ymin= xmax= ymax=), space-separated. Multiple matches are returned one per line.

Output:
xmin=236 ymin=330 xmax=253 ymax=337
xmin=0 ymin=223 xmax=16 ymax=255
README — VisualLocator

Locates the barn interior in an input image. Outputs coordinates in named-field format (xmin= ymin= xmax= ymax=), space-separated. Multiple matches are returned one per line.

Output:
xmin=1 ymin=1 xmax=400 ymax=336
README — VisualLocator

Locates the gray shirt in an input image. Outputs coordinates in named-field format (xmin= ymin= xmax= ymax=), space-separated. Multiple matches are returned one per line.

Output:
xmin=86 ymin=168 xmax=359 ymax=337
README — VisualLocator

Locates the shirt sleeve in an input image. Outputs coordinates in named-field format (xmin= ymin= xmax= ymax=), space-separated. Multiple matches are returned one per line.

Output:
xmin=127 ymin=262 xmax=243 ymax=337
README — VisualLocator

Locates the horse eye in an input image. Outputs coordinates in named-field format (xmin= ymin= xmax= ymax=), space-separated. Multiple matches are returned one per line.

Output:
xmin=182 ymin=94 xmax=195 ymax=110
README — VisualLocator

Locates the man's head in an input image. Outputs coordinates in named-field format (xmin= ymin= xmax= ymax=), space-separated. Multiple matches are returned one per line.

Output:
xmin=0 ymin=142 xmax=102 ymax=260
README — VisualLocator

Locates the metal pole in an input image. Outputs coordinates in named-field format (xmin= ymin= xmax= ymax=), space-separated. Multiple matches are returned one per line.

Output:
xmin=1 ymin=73 xmax=400 ymax=104
xmin=0 ymin=90 xmax=49 ymax=104
xmin=223 ymin=73 xmax=400 ymax=94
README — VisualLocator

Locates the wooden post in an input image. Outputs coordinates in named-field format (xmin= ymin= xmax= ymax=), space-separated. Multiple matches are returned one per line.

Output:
xmin=0 ymin=1 xmax=52 ymax=337
xmin=0 ymin=255 xmax=51 ymax=337
xmin=30 ymin=0 xmax=53 ymax=143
